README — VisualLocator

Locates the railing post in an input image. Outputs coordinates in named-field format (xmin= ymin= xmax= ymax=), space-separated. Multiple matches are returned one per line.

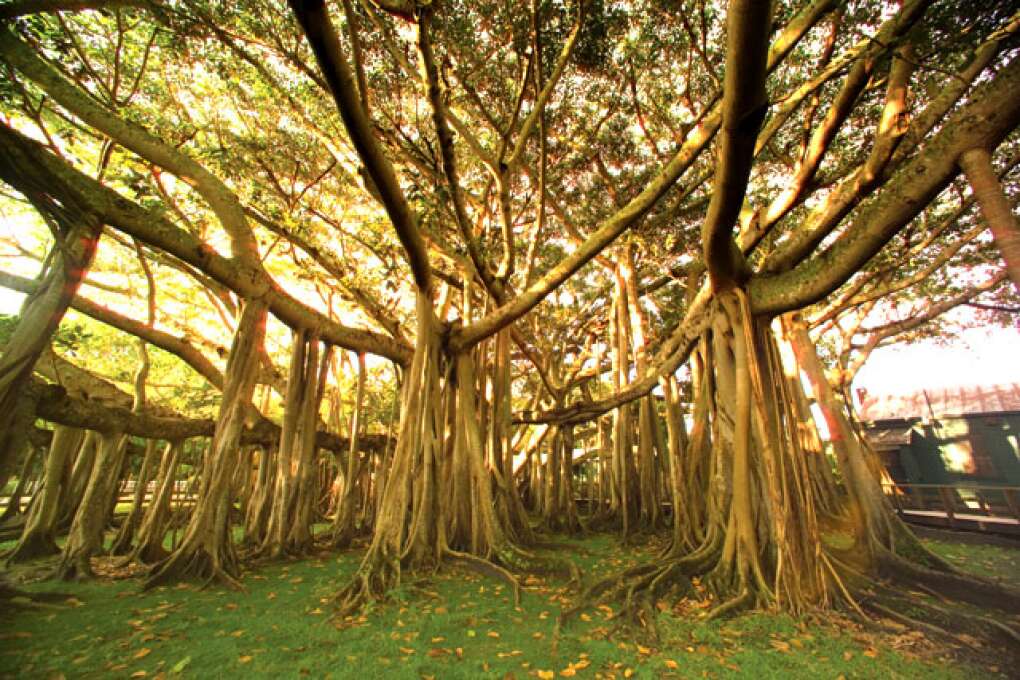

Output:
xmin=1005 ymin=488 xmax=1020 ymax=523
xmin=939 ymin=486 xmax=956 ymax=528
xmin=889 ymin=484 xmax=904 ymax=516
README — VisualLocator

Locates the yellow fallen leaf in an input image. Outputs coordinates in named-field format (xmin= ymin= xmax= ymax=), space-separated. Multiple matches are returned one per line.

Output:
xmin=574 ymin=659 xmax=590 ymax=669
xmin=624 ymin=669 xmax=635 ymax=678
xmin=239 ymin=656 xmax=253 ymax=664
xmin=134 ymin=648 xmax=152 ymax=660
xmin=560 ymin=667 xmax=576 ymax=677
xmin=863 ymin=648 xmax=879 ymax=658
xmin=399 ymin=647 xmax=415 ymax=655
xmin=230 ymin=630 xmax=244 ymax=637
xmin=537 ymin=671 xmax=555 ymax=680
xmin=130 ymin=672 xmax=147 ymax=679
xmin=637 ymin=644 xmax=652 ymax=655
xmin=487 ymin=631 xmax=500 ymax=638
xmin=770 ymin=640 xmax=791 ymax=653
xmin=843 ymin=651 xmax=854 ymax=661
xmin=664 ymin=659 xmax=679 ymax=669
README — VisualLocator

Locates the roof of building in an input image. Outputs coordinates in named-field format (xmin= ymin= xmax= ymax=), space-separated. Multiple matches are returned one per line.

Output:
xmin=864 ymin=424 xmax=915 ymax=449
xmin=857 ymin=382 xmax=1020 ymax=422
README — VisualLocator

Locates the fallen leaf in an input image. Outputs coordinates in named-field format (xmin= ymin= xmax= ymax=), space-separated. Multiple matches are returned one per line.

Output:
xmin=863 ymin=648 xmax=879 ymax=658
xmin=537 ymin=671 xmax=555 ymax=680
xmin=637 ymin=645 xmax=652 ymax=655
xmin=170 ymin=657 xmax=191 ymax=674
xmin=399 ymin=647 xmax=415 ymax=655
xmin=134 ymin=648 xmax=152 ymax=660
xmin=770 ymin=640 xmax=791 ymax=653
xmin=560 ymin=667 xmax=576 ymax=677
xmin=487 ymin=631 xmax=500 ymax=638
xmin=239 ymin=656 xmax=253 ymax=664
xmin=130 ymin=672 xmax=147 ymax=679
xmin=664 ymin=659 xmax=679 ymax=669
xmin=230 ymin=630 xmax=245 ymax=638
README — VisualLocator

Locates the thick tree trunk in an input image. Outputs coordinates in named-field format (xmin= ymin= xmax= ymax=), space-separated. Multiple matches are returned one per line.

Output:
xmin=0 ymin=219 xmax=101 ymax=476
xmin=336 ymin=292 xmax=567 ymax=615
xmin=785 ymin=314 xmax=947 ymax=564
xmin=119 ymin=441 xmax=181 ymax=565
xmin=7 ymin=426 xmax=83 ymax=563
xmin=573 ymin=292 xmax=833 ymax=622
xmin=55 ymin=431 xmax=126 ymax=580
xmin=259 ymin=330 xmax=328 ymax=558
xmin=145 ymin=298 xmax=268 ymax=589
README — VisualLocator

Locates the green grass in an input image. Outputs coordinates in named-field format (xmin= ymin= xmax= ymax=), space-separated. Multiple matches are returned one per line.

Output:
xmin=924 ymin=537 xmax=1020 ymax=586
xmin=1 ymin=532 xmax=1016 ymax=679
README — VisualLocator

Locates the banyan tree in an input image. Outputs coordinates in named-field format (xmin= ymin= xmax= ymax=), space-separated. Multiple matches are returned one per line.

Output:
xmin=0 ymin=0 xmax=1018 ymax=630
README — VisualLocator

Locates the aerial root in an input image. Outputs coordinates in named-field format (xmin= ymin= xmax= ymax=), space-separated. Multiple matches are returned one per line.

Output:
xmin=52 ymin=551 xmax=94 ymax=582
xmin=705 ymin=586 xmax=753 ymax=621
xmin=333 ymin=553 xmax=400 ymax=619
xmin=5 ymin=533 xmax=59 ymax=565
xmin=144 ymin=548 xmax=244 ymax=592
xmin=445 ymin=548 xmax=521 ymax=605
xmin=879 ymin=550 xmax=1020 ymax=613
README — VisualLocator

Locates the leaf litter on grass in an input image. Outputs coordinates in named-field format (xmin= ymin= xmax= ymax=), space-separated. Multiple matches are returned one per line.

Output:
xmin=0 ymin=533 xmax=1014 ymax=679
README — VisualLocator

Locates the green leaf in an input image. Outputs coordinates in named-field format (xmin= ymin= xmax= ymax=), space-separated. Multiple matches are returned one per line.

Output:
xmin=170 ymin=656 xmax=191 ymax=674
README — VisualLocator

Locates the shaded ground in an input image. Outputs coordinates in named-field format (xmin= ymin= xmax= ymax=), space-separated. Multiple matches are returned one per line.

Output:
xmin=0 ymin=531 xmax=1016 ymax=679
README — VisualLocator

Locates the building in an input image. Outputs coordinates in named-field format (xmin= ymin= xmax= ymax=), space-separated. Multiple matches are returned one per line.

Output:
xmin=858 ymin=383 xmax=1020 ymax=533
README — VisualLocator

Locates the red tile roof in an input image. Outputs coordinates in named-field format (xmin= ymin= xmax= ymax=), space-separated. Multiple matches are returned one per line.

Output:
xmin=856 ymin=383 xmax=1020 ymax=421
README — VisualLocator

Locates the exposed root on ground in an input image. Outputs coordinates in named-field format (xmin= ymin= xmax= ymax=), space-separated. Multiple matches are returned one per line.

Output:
xmin=144 ymin=548 xmax=244 ymax=592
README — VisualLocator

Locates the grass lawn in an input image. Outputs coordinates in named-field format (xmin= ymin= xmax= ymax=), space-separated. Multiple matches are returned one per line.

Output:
xmin=0 ymin=531 xmax=1016 ymax=679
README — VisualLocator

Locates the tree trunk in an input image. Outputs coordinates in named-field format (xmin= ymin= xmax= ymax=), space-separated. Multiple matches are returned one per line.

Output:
xmin=145 ymin=298 xmax=268 ymax=589
xmin=110 ymin=439 xmax=160 ymax=555
xmin=332 ymin=352 xmax=367 ymax=548
xmin=0 ymin=444 xmax=39 ymax=523
xmin=0 ymin=219 xmax=101 ymax=477
xmin=119 ymin=440 xmax=181 ymax=565
xmin=7 ymin=426 xmax=83 ymax=563
xmin=55 ymin=430 xmax=126 ymax=580
xmin=58 ymin=430 xmax=97 ymax=529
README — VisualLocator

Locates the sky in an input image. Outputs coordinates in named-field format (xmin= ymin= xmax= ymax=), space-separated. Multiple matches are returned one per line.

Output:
xmin=853 ymin=323 xmax=1020 ymax=395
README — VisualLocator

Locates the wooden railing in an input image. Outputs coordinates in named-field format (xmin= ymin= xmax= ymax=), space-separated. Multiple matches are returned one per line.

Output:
xmin=881 ymin=482 xmax=1020 ymax=534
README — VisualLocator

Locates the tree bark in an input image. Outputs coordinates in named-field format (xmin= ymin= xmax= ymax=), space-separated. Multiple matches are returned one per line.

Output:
xmin=959 ymin=148 xmax=1020 ymax=293
xmin=146 ymin=298 xmax=268 ymax=589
